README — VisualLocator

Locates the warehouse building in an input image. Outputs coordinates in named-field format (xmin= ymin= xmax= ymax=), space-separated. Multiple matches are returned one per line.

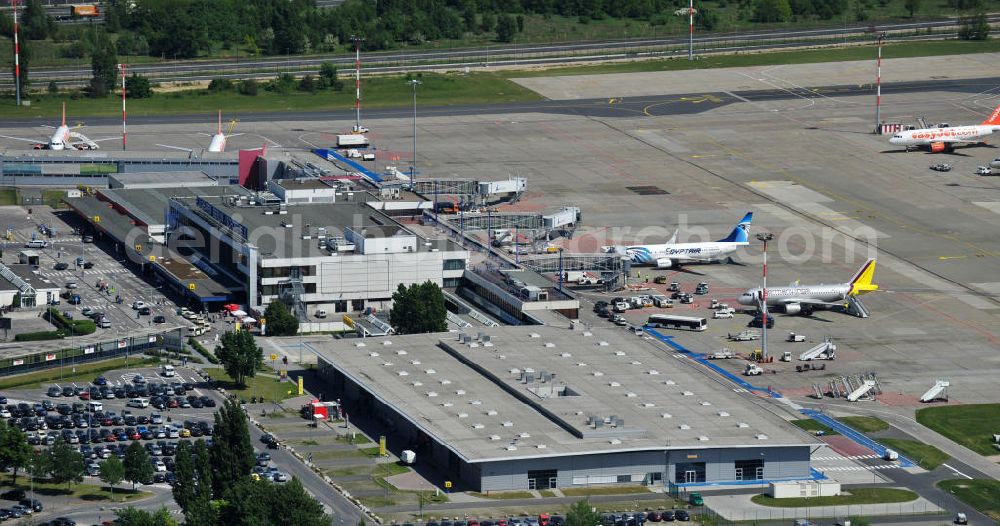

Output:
xmin=310 ymin=325 xmax=819 ymax=491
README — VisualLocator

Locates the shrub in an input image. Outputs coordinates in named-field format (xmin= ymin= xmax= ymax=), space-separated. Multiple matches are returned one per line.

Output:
xmin=208 ymin=78 xmax=234 ymax=92
xmin=189 ymin=337 xmax=220 ymax=364
xmin=238 ymin=79 xmax=258 ymax=96
xmin=47 ymin=308 xmax=96 ymax=335
xmin=15 ymin=330 xmax=65 ymax=342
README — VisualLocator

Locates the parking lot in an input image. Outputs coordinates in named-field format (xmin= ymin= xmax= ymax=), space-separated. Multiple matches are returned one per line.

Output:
xmin=0 ymin=365 xmax=296 ymax=524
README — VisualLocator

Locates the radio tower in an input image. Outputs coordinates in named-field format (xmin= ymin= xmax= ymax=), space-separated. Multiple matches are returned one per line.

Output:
xmin=350 ymin=35 xmax=365 ymax=133
xmin=13 ymin=0 xmax=21 ymax=106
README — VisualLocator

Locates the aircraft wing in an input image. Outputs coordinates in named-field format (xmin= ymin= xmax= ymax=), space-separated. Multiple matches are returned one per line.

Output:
xmin=225 ymin=133 xmax=244 ymax=138
xmin=0 ymin=134 xmax=44 ymax=144
xmin=87 ymin=136 xmax=123 ymax=143
xmin=156 ymin=144 xmax=194 ymax=153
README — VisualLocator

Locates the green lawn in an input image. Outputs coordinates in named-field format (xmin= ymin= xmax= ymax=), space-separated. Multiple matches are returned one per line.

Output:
xmin=917 ymin=404 xmax=1000 ymax=456
xmin=0 ymin=72 xmax=542 ymax=119
xmin=879 ymin=438 xmax=949 ymax=470
xmin=791 ymin=418 xmax=839 ymax=436
xmin=41 ymin=189 xmax=68 ymax=209
xmin=938 ymin=479 xmax=1000 ymax=520
xmin=0 ymin=188 xmax=20 ymax=206
xmin=837 ymin=416 xmax=890 ymax=433
xmin=751 ymin=488 xmax=918 ymax=507
xmin=202 ymin=367 xmax=296 ymax=402
xmin=470 ymin=490 xmax=536 ymax=499
xmin=3 ymin=479 xmax=153 ymax=503
xmin=0 ymin=356 xmax=160 ymax=390
xmin=562 ymin=485 xmax=650 ymax=496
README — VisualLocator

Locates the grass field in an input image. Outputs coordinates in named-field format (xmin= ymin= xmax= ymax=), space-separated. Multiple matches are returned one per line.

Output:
xmin=0 ymin=356 xmax=160 ymax=390
xmin=2 ymin=39 xmax=1000 ymax=119
xmin=791 ymin=418 xmax=839 ymax=436
xmin=3 ymin=479 xmax=153 ymax=503
xmin=938 ymin=479 xmax=1000 ymax=520
xmin=879 ymin=438 xmax=949 ymax=470
xmin=562 ymin=485 xmax=650 ymax=496
xmin=202 ymin=367 xmax=297 ymax=402
xmin=41 ymin=189 xmax=68 ymax=209
xmin=751 ymin=488 xmax=918 ymax=507
xmin=469 ymin=490 xmax=536 ymax=499
xmin=0 ymin=188 xmax=20 ymax=206
xmin=838 ymin=416 xmax=890 ymax=433
xmin=916 ymin=404 xmax=1000 ymax=456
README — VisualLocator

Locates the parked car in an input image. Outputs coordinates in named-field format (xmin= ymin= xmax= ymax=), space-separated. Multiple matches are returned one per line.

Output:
xmin=930 ymin=163 xmax=953 ymax=172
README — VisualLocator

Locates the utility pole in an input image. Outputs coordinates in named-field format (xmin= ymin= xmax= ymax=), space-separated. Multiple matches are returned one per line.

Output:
xmin=407 ymin=79 xmax=421 ymax=192
xmin=13 ymin=0 xmax=21 ymax=106
xmin=350 ymin=35 xmax=365 ymax=133
xmin=688 ymin=0 xmax=694 ymax=60
xmin=756 ymin=232 xmax=773 ymax=360
xmin=119 ymin=63 xmax=127 ymax=150
xmin=873 ymin=32 xmax=886 ymax=134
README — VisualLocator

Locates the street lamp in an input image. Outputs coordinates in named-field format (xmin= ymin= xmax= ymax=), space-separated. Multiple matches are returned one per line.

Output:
xmin=407 ymin=78 xmax=422 ymax=192
xmin=756 ymin=232 xmax=773 ymax=360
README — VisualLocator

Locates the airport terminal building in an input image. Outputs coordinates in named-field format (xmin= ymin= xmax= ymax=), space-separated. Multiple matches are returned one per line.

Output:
xmin=309 ymin=326 xmax=819 ymax=491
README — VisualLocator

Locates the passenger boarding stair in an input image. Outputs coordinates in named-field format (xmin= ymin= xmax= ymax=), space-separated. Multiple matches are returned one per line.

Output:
xmin=799 ymin=338 xmax=836 ymax=361
xmin=920 ymin=380 xmax=950 ymax=403
xmin=847 ymin=380 xmax=877 ymax=402
xmin=845 ymin=296 xmax=870 ymax=318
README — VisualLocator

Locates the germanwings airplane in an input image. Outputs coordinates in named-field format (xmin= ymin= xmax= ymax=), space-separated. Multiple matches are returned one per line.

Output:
xmin=0 ymin=103 xmax=118 ymax=150
xmin=603 ymin=212 xmax=753 ymax=269
xmin=158 ymin=111 xmax=241 ymax=153
xmin=737 ymin=258 xmax=878 ymax=315
xmin=889 ymin=102 xmax=1000 ymax=153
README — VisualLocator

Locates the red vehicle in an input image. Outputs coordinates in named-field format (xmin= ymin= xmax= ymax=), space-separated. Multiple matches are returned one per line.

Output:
xmin=539 ymin=515 xmax=551 ymax=526
xmin=79 ymin=391 xmax=90 ymax=400
xmin=167 ymin=398 xmax=179 ymax=408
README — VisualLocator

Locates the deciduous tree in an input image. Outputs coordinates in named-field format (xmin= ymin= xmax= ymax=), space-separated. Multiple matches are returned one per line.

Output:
xmin=215 ymin=330 xmax=263 ymax=387
xmin=210 ymin=399 xmax=256 ymax=498
xmin=390 ymin=281 xmax=448 ymax=334
xmin=100 ymin=456 xmax=126 ymax=501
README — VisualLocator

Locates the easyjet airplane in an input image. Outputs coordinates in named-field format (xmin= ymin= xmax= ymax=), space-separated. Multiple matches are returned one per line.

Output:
xmin=0 ymin=103 xmax=118 ymax=150
xmin=889 ymin=102 xmax=1000 ymax=153
xmin=158 ymin=111 xmax=242 ymax=153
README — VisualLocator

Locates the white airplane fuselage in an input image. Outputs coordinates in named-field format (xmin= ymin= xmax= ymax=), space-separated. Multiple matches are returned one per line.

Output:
xmin=47 ymin=126 xmax=71 ymax=150
xmin=739 ymin=284 xmax=850 ymax=308
xmin=208 ymin=133 xmax=226 ymax=153
xmin=888 ymin=125 xmax=998 ymax=151
xmin=623 ymin=242 xmax=745 ymax=269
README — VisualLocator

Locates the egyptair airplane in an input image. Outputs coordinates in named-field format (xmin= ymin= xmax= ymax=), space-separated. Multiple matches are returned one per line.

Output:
xmin=737 ymin=258 xmax=878 ymax=315
xmin=889 ymin=102 xmax=1000 ymax=153
xmin=0 ymin=103 xmax=119 ymax=150
xmin=603 ymin=212 xmax=753 ymax=268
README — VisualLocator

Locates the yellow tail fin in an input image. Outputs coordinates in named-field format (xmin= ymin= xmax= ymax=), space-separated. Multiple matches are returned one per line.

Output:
xmin=849 ymin=258 xmax=878 ymax=296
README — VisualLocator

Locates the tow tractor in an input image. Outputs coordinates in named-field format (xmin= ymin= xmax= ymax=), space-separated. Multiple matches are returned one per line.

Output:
xmin=743 ymin=363 xmax=764 ymax=376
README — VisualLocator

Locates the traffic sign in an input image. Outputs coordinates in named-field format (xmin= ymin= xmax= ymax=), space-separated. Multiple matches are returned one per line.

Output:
xmin=93 ymin=216 xmax=100 ymax=223
xmin=188 ymin=283 xmax=196 ymax=290
xmin=270 ymin=353 xmax=278 ymax=361
xmin=444 ymin=481 xmax=452 ymax=489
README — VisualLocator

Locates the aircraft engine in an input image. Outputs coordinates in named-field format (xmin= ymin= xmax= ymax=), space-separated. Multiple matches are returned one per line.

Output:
xmin=655 ymin=258 xmax=674 ymax=269
xmin=784 ymin=303 xmax=802 ymax=315
xmin=930 ymin=142 xmax=947 ymax=153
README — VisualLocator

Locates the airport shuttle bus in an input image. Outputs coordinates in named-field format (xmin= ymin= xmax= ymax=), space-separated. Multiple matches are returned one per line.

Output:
xmin=646 ymin=314 xmax=708 ymax=331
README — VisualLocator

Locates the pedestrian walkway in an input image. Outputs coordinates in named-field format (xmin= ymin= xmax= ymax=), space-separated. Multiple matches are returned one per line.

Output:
xmin=704 ymin=492 xmax=944 ymax=521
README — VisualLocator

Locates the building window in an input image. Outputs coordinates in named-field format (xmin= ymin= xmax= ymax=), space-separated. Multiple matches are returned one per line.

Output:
xmin=675 ymin=462 xmax=706 ymax=484
xmin=527 ymin=469 xmax=557 ymax=490
xmin=734 ymin=459 xmax=764 ymax=481
xmin=443 ymin=259 xmax=465 ymax=271
xmin=443 ymin=277 xmax=461 ymax=288
xmin=304 ymin=283 xmax=316 ymax=293
xmin=334 ymin=300 xmax=348 ymax=313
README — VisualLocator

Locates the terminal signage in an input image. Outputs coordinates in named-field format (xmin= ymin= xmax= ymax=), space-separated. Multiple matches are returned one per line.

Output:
xmin=195 ymin=197 xmax=249 ymax=240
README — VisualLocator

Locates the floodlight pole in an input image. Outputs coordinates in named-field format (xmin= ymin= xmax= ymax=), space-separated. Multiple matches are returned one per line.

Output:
xmin=688 ymin=0 xmax=694 ymax=60
xmin=874 ymin=32 xmax=886 ymax=134
xmin=756 ymin=232 xmax=774 ymax=360
xmin=350 ymin=35 xmax=365 ymax=132
xmin=407 ymin=79 xmax=421 ymax=192
xmin=119 ymin=63 xmax=127 ymax=150
xmin=13 ymin=0 xmax=21 ymax=106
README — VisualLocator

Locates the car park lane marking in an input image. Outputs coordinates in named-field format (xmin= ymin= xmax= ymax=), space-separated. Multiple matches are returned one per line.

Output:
xmin=942 ymin=463 xmax=974 ymax=480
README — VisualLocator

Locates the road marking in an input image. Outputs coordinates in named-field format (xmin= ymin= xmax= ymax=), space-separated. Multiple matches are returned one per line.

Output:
xmin=938 ymin=255 xmax=968 ymax=260
xmin=942 ymin=463 xmax=973 ymax=480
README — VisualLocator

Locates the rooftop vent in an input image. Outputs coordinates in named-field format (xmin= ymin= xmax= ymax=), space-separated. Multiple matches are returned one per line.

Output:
xmin=382 ymin=362 xmax=393 ymax=367
xmin=737 ymin=422 xmax=750 ymax=428
xmin=440 ymin=379 xmax=451 ymax=385
xmin=756 ymin=434 xmax=769 ymax=440
xmin=368 ymin=352 xmax=380 ymax=357
xmin=609 ymin=438 xmax=622 ymax=445
xmin=411 ymin=381 xmax=423 ymax=387
xmin=679 ymin=424 xmax=691 ymax=430
xmin=505 ymin=445 xmax=518 ymax=451
xmin=625 ymin=392 xmax=637 ymax=398
xmin=530 ymin=333 xmax=540 ymax=338
xmin=682 ymin=391 xmax=694 ymax=396
xmin=472 ymin=423 xmax=485 ymax=429
xmin=615 ymin=351 xmax=626 ymax=357
xmin=409 ymin=359 xmax=421 ymax=365
xmin=519 ymin=432 xmax=530 ymax=438
xmin=426 ymin=391 xmax=438 ymax=397
xmin=382 ymin=340 xmax=392 ymax=346
xmin=560 ymin=352 xmax=572 ymax=358
xmin=397 ymin=371 xmax=409 ymax=376
xmin=582 ymin=331 xmax=592 ymax=337
xmin=425 ymin=369 xmax=436 ymax=374
xmin=648 ymin=370 xmax=660 ymax=375
xmin=502 ymin=421 xmax=514 ymax=427
xmin=576 ymin=362 xmax=588 ymax=367
xmin=661 ymin=413 xmax=673 ymax=419
xmin=469 ymin=400 xmax=482 ymax=405
xmin=631 ymin=361 xmax=642 ymax=366
xmin=592 ymin=371 xmax=604 ymax=377
xmin=701 ymin=401 xmax=712 ymax=406
xmin=598 ymin=341 xmax=609 ymax=346
xmin=486 ymin=410 xmax=498 ymax=416
xmin=698 ymin=436 xmax=710 ymax=442
xmin=665 ymin=380 xmax=676 ymax=385
xmin=641 ymin=402 xmax=656 ymax=408
xmin=457 ymin=412 xmax=468 ymax=418
xmin=354 ymin=342 xmax=366 ymax=348
xmin=489 ymin=435 xmax=501 ymax=441
xmin=536 ymin=444 xmax=547 ymax=449
xmin=441 ymin=402 xmax=453 ymax=407
xmin=456 ymin=389 xmax=466 ymax=395
xmin=396 ymin=350 xmax=408 ymax=355
xmin=544 ymin=342 xmax=556 ymax=348
xmin=609 ymin=381 xmax=621 ymax=387
xmin=718 ymin=411 xmax=730 ymax=417
xmin=510 ymin=368 xmax=521 ymax=375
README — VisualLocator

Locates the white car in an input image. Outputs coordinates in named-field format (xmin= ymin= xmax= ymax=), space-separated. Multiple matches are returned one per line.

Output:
xmin=713 ymin=310 xmax=734 ymax=319
xmin=154 ymin=460 xmax=166 ymax=473
xmin=167 ymin=427 xmax=180 ymax=439
xmin=66 ymin=282 xmax=78 ymax=289
xmin=0 ymin=409 xmax=11 ymax=418
xmin=132 ymin=300 xmax=146 ymax=310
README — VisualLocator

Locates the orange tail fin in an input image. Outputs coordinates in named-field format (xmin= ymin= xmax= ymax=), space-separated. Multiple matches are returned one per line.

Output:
xmin=62 ymin=102 xmax=66 ymax=127
xmin=983 ymin=103 xmax=1000 ymax=126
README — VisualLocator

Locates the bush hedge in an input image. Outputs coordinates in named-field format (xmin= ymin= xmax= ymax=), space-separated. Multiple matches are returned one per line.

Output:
xmin=15 ymin=330 xmax=66 ymax=342
xmin=189 ymin=337 xmax=220 ymax=364
xmin=47 ymin=308 xmax=97 ymax=336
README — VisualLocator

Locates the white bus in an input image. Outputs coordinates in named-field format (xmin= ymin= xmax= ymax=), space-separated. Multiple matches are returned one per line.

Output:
xmin=646 ymin=314 xmax=708 ymax=332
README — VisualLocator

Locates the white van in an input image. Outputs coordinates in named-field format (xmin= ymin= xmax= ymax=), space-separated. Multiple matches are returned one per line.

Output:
xmin=128 ymin=398 xmax=149 ymax=408
xmin=24 ymin=240 xmax=49 ymax=249
xmin=87 ymin=401 xmax=103 ymax=412
xmin=161 ymin=365 xmax=175 ymax=377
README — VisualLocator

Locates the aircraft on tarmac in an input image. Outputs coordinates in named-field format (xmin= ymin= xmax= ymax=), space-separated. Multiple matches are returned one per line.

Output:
xmin=0 ymin=103 xmax=118 ymax=150
xmin=737 ymin=258 xmax=878 ymax=315
xmin=603 ymin=212 xmax=753 ymax=269
xmin=157 ymin=111 xmax=241 ymax=153
xmin=888 ymin=102 xmax=1000 ymax=153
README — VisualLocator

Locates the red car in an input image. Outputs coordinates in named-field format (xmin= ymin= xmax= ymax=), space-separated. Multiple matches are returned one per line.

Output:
xmin=79 ymin=391 xmax=90 ymax=400
xmin=539 ymin=515 xmax=550 ymax=526
xmin=167 ymin=398 xmax=179 ymax=408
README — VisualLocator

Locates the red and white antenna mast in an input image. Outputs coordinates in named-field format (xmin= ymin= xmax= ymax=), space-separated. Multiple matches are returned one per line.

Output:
xmin=119 ymin=64 xmax=127 ymax=150
xmin=13 ymin=0 xmax=22 ymax=105
xmin=350 ymin=35 xmax=365 ymax=132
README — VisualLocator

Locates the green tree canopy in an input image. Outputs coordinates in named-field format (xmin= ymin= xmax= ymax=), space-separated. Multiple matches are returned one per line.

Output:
xmin=124 ymin=440 xmax=154 ymax=490
xmin=215 ymin=330 xmax=263 ymax=386
xmin=90 ymin=29 xmax=119 ymax=93
xmin=171 ymin=440 xmax=196 ymax=511
xmin=126 ymin=73 xmax=153 ymax=98
xmin=47 ymin=438 xmax=86 ymax=489
xmin=389 ymin=281 xmax=448 ymax=334
xmin=566 ymin=499 xmax=602 ymax=526
xmin=22 ymin=0 xmax=53 ymax=40
xmin=114 ymin=506 xmax=179 ymax=526
xmin=263 ymin=300 xmax=299 ymax=336
xmin=210 ymin=399 xmax=256 ymax=498
xmin=0 ymin=420 xmax=33 ymax=483
xmin=220 ymin=478 xmax=330 ymax=526
xmin=100 ymin=455 xmax=126 ymax=501
xmin=496 ymin=14 xmax=517 ymax=42
xmin=752 ymin=0 xmax=792 ymax=22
